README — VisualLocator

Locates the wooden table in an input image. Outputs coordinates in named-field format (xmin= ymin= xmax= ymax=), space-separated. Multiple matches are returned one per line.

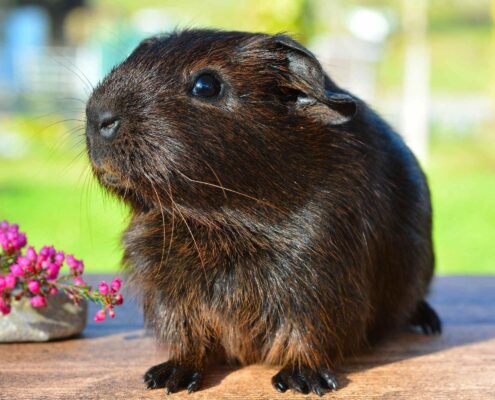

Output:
xmin=1 ymin=276 xmax=494 ymax=399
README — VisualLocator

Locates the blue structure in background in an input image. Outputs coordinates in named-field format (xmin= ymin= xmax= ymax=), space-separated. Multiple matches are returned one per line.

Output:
xmin=0 ymin=5 xmax=174 ymax=112
xmin=0 ymin=6 xmax=49 ymax=93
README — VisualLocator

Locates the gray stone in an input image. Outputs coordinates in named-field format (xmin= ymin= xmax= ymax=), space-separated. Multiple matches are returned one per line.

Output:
xmin=0 ymin=293 xmax=87 ymax=342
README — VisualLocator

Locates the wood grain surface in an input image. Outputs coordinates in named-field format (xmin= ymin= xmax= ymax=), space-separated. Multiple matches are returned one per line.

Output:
xmin=1 ymin=276 xmax=494 ymax=400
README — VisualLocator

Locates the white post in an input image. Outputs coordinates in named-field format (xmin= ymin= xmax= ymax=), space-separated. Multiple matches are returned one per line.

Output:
xmin=400 ymin=0 xmax=430 ymax=164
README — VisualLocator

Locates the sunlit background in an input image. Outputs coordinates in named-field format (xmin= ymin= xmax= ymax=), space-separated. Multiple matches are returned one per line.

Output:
xmin=0 ymin=0 xmax=494 ymax=274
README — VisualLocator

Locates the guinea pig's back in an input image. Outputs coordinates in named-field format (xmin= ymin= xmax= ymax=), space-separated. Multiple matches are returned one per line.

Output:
xmin=348 ymin=103 xmax=434 ymax=340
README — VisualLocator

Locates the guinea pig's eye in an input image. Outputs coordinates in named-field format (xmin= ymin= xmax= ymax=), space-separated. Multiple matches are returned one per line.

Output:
xmin=191 ymin=73 xmax=222 ymax=98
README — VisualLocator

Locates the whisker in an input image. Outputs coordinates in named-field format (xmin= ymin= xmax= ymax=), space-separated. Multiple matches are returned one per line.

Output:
xmin=175 ymin=169 xmax=287 ymax=215
xmin=63 ymin=145 xmax=87 ymax=174
xmin=164 ymin=176 xmax=209 ymax=291
xmin=203 ymin=160 xmax=227 ymax=200
xmin=49 ymin=50 xmax=94 ymax=94
xmin=59 ymin=97 xmax=86 ymax=105
xmin=164 ymin=178 xmax=176 ymax=270
xmin=145 ymin=174 xmax=168 ymax=276
xmin=28 ymin=110 xmax=81 ymax=122
xmin=46 ymin=125 xmax=86 ymax=172
xmin=38 ymin=118 xmax=86 ymax=134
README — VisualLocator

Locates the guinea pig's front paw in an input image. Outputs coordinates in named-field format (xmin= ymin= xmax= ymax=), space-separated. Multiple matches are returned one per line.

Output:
xmin=271 ymin=366 xmax=338 ymax=396
xmin=143 ymin=360 xmax=202 ymax=394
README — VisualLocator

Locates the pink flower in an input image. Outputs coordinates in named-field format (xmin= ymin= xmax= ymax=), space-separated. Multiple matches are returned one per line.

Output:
xmin=74 ymin=276 xmax=86 ymax=286
xmin=114 ymin=294 xmax=123 ymax=305
xmin=10 ymin=264 xmax=25 ymax=277
xmin=30 ymin=295 xmax=48 ymax=308
xmin=110 ymin=277 xmax=122 ymax=292
xmin=55 ymin=251 xmax=65 ymax=264
xmin=94 ymin=309 xmax=106 ymax=322
xmin=17 ymin=255 xmax=35 ymax=273
xmin=17 ymin=256 xmax=30 ymax=267
xmin=65 ymin=254 xmax=76 ymax=267
xmin=45 ymin=246 xmax=56 ymax=258
xmin=0 ymin=298 xmax=11 ymax=315
xmin=17 ymin=233 xmax=27 ymax=249
xmin=66 ymin=255 xmax=84 ymax=275
xmin=38 ymin=247 xmax=49 ymax=261
xmin=26 ymin=246 xmax=37 ymax=261
xmin=0 ymin=221 xmax=125 ymax=323
xmin=45 ymin=262 xmax=61 ymax=280
xmin=28 ymin=280 xmax=41 ymax=294
xmin=0 ymin=222 xmax=27 ymax=253
xmin=98 ymin=281 xmax=109 ymax=295
xmin=74 ymin=261 xmax=84 ymax=275
xmin=5 ymin=274 xmax=16 ymax=289
xmin=39 ymin=245 xmax=55 ymax=261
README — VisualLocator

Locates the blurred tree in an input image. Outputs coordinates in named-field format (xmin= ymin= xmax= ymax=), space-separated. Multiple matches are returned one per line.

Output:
xmin=297 ymin=0 xmax=316 ymax=41
xmin=491 ymin=0 xmax=495 ymax=118
xmin=236 ymin=0 xmax=313 ymax=41
xmin=429 ymin=0 xmax=490 ymax=30
xmin=93 ymin=0 xmax=317 ymax=42
xmin=9 ymin=0 xmax=86 ymax=43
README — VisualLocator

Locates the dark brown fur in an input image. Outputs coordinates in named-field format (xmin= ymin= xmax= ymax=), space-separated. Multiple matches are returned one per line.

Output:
xmin=85 ymin=29 xmax=441 ymax=396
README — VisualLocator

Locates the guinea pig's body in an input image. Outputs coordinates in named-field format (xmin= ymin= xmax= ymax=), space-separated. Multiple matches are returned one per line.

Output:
xmin=86 ymin=29 xmax=440 ymax=396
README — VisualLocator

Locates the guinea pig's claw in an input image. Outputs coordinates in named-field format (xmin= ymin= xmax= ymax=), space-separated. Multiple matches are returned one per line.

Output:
xmin=410 ymin=300 xmax=442 ymax=335
xmin=186 ymin=372 xmax=202 ymax=393
xmin=271 ymin=366 xmax=338 ymax=396
xmin=143 ymin=361 xmax=202 ymax=394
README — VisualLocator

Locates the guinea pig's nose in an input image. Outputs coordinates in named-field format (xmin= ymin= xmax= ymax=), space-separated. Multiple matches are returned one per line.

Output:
xmin=98 ymin=112 xmax=120 ymax=139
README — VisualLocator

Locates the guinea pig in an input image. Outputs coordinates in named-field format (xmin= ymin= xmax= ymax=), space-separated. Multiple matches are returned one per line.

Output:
xmin=85 ymin=29 xmax=441 ymax=396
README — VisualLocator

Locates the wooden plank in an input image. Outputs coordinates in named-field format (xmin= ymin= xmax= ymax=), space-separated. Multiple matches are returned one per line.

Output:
xmin=1 ymin=276 xmax=494 ymax=399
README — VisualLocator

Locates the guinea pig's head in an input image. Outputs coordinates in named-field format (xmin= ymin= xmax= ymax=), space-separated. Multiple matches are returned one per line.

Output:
xmin=85 ymin=29 xmax=357 ymax=217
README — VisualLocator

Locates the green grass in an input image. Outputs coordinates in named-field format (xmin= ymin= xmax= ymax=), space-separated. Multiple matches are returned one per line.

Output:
xmin=428 ymin=133 xmax=495 ymax=274
xmin=0 ymin=118 xmax=129 ymax=273
xmin=0 ymin=118 xmax=494 ymax=274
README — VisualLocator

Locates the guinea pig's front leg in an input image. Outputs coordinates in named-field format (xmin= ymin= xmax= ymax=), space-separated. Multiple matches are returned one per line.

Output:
xmin=143 ymin=312 xmax=209 ymax=394
xmin=267 ymin=323 xmax=341 ymax=396
xmin=272 ymin=365 xmax=338 ymax=396
xmin=144 ymin=359 xmax=203 ymax=394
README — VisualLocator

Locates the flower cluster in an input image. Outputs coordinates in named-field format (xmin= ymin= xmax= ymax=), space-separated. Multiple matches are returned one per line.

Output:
xmin=0 ymin=220 xmax=123 ymax=322
xmin=0 ymin=221 xmax=27 ymax=255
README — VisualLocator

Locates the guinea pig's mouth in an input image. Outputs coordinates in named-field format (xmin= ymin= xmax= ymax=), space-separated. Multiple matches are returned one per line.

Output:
xmin=94 ymin=168 xmax=130 ymax=190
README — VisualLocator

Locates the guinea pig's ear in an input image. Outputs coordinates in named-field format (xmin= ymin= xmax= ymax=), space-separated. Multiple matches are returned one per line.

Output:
xmin=273 ymin=35 xmax=357 ymax=125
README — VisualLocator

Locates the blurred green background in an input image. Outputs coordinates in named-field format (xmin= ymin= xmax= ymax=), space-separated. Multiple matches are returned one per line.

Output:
xmin=0 ymin=0 xmax=494 ymax=274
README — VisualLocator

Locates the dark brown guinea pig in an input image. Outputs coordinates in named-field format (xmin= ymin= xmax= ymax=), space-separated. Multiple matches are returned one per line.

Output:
xmin=85 ymin=29 xmax=441 ymax=396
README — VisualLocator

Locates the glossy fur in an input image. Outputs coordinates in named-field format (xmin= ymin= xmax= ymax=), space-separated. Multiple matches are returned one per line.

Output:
xmin=85 ymin=29 xmax=441 ymax=396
